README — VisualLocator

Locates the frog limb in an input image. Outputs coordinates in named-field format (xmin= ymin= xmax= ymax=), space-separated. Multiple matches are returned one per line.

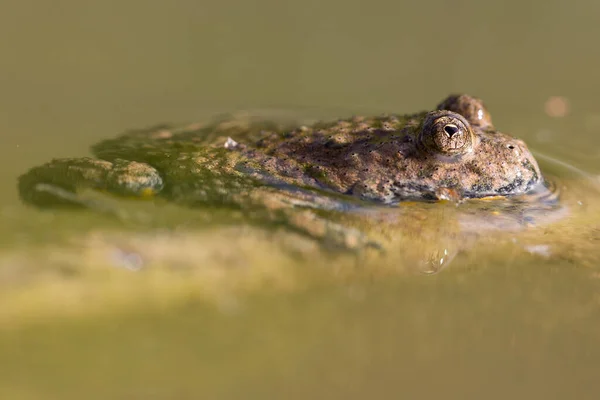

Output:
xmin=242 ymin=187 xmax=382 ymax=251
xmin=18 ymin=158 xmax=163 ymax=207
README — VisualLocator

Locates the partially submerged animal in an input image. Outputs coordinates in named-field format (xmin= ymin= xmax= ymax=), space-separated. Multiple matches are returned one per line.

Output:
xmin=18 ymin=94 xmax=554 ymax=253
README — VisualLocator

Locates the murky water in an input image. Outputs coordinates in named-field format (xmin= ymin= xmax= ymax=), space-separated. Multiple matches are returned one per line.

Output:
xmin=2 ymin=0 xmax=600 ymax=398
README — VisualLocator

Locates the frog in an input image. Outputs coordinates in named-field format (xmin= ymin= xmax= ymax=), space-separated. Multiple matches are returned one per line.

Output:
xmin=18 ymin=94 xmax=552 ymax=252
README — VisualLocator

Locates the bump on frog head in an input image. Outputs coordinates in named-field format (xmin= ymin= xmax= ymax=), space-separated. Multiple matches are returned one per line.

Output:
xmin=418 ymin=111 xmax=476 ymax=157
xmin=436 ymin=94 xmax=493 ymax=129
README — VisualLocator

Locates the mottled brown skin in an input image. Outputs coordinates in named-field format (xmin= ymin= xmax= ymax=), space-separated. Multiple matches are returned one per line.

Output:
xmin=18 ymin=94 xmax=543 ymax=209
xmin=236 ymin=95 xmax=542 ymax=202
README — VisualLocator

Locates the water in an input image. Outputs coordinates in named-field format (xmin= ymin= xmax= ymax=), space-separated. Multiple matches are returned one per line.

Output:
xmin=2 ymin=0 xmax=600 ymax=398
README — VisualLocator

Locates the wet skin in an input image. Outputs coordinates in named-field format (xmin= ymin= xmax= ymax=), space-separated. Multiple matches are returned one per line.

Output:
xmin=18 ymin=94 xmax=549 ymax=249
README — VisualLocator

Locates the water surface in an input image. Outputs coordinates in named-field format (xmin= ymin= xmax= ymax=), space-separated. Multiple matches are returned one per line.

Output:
xmin=1 ymin=0 xmax=600 ymax=398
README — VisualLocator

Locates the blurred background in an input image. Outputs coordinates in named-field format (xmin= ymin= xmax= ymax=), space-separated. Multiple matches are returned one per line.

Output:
xmin=1 ymin=0 xmax=600 ymax=399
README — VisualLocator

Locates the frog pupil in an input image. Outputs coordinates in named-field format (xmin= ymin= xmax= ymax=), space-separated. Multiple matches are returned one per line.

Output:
xmin=444 ymin=124 xmax=459 ymax=137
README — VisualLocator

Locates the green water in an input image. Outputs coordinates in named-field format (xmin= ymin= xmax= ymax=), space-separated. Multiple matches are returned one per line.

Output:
xmin=2 ymin=0 xmax=600 ymax=398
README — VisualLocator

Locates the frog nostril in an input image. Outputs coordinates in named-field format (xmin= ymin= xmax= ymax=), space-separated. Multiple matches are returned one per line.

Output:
xmin=444 ymin=124 xmax=459 ymax=137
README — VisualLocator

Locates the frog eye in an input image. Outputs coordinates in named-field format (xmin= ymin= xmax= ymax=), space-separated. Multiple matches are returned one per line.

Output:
xmin=436 ymin=94 xmax=493 ymax=128
xmin=418 ymin=111 xmax=475 ymax=156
